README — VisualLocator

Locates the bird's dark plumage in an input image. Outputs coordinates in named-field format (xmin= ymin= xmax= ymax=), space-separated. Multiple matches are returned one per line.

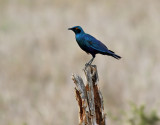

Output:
xmin=68 ymin=26 xmax=121 ymax=65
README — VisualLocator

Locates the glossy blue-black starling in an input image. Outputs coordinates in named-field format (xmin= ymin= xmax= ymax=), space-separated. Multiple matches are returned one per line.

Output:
xmin=68 ymin=26 xmax=121 ymax=65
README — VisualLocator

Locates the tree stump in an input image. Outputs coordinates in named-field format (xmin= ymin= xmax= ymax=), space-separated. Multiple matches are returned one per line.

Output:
xmin=72 ymin=65 xmax=106 ymax=125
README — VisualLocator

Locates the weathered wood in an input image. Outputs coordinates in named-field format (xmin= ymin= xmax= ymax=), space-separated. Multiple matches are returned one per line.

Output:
xmin=72 ymin=65 xmax=106 ymax=125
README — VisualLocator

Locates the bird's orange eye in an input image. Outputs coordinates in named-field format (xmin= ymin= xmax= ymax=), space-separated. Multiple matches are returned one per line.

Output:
xmin=75 ymin=27 xmax=78 ymax=30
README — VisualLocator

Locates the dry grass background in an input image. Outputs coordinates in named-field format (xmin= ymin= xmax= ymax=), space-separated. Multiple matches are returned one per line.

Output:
xmin=0 ymin=0 xmax=160 ymax=125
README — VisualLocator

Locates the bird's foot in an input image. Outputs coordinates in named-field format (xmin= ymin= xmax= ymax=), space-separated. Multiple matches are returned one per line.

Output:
xmin=85 ymin=62 xmax=90 ymax=67
xmin=84 ymin=63 xmax=90 ymax=70
xmin=85 ymin=62 xmax=93 ymax=69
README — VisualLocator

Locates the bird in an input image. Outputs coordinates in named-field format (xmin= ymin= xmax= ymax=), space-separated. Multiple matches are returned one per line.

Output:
xmin=68 ymin=26 xmax=121 ymax=66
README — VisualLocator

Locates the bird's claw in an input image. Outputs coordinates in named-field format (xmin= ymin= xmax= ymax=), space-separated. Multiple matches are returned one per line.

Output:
xmin=85 ymin=63 xmax=90 ymax=67
xmin=84 ymin=63 xmax=90 ymax=70
xmin=85 ymin=57 xmax=94 ymax=68
xmin=85 ymin=62 xmax=92 ymax=67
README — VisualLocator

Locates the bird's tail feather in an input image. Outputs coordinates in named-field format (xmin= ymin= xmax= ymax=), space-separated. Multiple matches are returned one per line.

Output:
xmin=108 ymin=50 xmax=121 ymax=60
xmin=112 ymin=54 xmax=121 ymax=59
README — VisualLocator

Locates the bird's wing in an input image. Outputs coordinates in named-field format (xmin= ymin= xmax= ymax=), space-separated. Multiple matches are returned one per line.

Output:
xmin=85 ymin=34 xmax=109 ymax=53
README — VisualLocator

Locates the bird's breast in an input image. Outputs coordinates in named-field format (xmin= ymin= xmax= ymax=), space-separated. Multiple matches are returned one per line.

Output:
xmin=76 ymin=35 xmax=84 ymax=45
xmin=75 ymin=35 xmax=88 ymax=51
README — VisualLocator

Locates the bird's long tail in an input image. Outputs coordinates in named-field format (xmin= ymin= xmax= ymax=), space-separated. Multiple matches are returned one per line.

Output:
xmin=107 ymin=50 xmax=121 ymax=60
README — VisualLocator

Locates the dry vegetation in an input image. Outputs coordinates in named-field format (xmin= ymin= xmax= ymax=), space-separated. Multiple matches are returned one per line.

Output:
xmin=0 ymin=0 xmax=160 ymax=125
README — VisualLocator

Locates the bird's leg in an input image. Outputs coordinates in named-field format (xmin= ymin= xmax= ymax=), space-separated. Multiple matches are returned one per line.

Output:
xmin=89 ymin=57 xmax=94 ymax=65
xmin=85 ymin=57 xmax=95 ymax=66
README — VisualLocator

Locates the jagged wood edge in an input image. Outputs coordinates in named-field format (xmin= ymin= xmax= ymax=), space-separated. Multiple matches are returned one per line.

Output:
xmin=72 ymin=74 xmax=90 ymax=124
xmin=72 ymin=65 xmax=106 ymax=125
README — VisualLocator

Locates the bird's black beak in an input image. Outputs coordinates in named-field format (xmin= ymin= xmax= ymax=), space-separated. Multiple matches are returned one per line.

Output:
xmin=68 ymin=27 xmax=73 ymax=30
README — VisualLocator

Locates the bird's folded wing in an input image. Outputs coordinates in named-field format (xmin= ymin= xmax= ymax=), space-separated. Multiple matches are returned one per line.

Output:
xmin=85 ymin=34 xmax=108 ymax=53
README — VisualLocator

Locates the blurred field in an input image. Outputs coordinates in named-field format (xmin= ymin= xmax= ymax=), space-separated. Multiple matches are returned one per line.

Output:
xmin=0 ymin=0 xmax=160 ymax=125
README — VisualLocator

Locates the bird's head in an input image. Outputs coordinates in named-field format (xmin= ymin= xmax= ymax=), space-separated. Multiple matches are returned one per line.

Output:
xmin=68 ymin=26 xmax=84 ymax=34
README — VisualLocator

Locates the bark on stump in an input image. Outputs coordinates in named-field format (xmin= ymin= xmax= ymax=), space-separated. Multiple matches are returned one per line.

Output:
xmin=72 ymin=65 xmax=106 ymax=125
